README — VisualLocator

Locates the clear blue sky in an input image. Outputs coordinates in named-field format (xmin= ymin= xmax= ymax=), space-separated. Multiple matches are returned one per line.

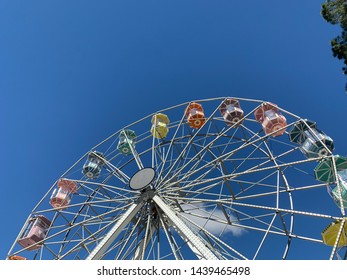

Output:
xmin=1 ymin=0 xmax=347 ymax=259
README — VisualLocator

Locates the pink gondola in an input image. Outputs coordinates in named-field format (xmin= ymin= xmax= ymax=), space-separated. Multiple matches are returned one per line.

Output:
xmin=254 ymin=102 xmax=287 ymax=136
xmin=50 ymin=179 xmax=77 ymax=209
xmin=219 ymin=98 xmax=244 ymax=126
xmin=17 ymin=216 xmax=51 ymax=250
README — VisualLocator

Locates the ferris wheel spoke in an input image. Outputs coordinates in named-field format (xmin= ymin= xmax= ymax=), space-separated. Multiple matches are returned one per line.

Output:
xmin=229 ymin=139 xmax=270 ymax=176
xmin=252 ymin=213 xmax=277 ymax=259
xmin=58 ymin=224 xmax=111 ymax=259
xmin=53 ymin=212 xmax=90 ymax=257
xmin=165 ymin=130 xmax=281 ymax=191
xmin=231 ymin=182 xmax=327 ymax=201
xmin=136 ymin=212 xmax=153 ymax=260
xmin=278 ymin=212 xmax=292 ymax=260
xmin=43 ymin=220 xmax=113 ymax=259
xmin=103 ymin=162 xmax=130 ymax=184
xmin=75 ymin=179 xmax=139 ymax=199
xmin=177 ymin=142 xmax=270 ymax=198
xmin=44 ymin=202 xmax=135 ymax=259
xmin=261 ymin=138 xmax=292 ymax=197
xmin=158 ymin=138 xmax=215 ymax=188
xmin=151 ymin=129 xmax=157 ymax=169
xmin=115 ymin=222 xmax=145 ymax=260
xmin=238 ymin=170 xmax=279 ymax=200
xmin=228 ymin=204 xmax=285 ymax=234
xmin=232 ymin=201 xmax=340 ymax=221
xmin=179 ymin=199 xmax=287 ymax=240
xmin=173 ymin=195 xmax=341 ymax=221
xmin=154 ymin=112 xmax=187 ymax=173
xmin=158 ymin=137 xmax=197 ymax=182
xmin=153 ymin=194 xmax=219 ymax=260
xmin=178 ymin=210 xmax=248 ymax=259
xmin=49 ymin=187 xmax=134 ymax=233
xmin=224 ymin=149 xmax=306 ymax=192
xmin=156 ymin=141 xmax=211 ymax=193
xmin=130 ymin=146 xmax=144 ymax=170
xmin=179 ymin=201 xmax=322 ymax=251
xmin=154 ymin=142 xmax=174 ymax=177
xmin=113 ymin=214 xmax=143 ymax=259
xmin=157 ymin=209 xmax=182 ymax=260
xmin=198 ymin=133 xmax=246 ymax=197
xmin=160 ymin=144 xmax=224 ymax=193
xmin=146 ymin=228 xmax=161 ymax=260
xmin=102 ymin=220 xmax=146 ymax=260
xmin=156 ymin=101 xmax=235 ymax=187
xmin=86 ymin=198 xmax=146 ymax=260
xmin=170 ymin=156 xmax=320 ymax=195
xmin=118 ymin=128 xmax=145 ymax=170
xmin=173 ymin=148 xmax=214 ymax=186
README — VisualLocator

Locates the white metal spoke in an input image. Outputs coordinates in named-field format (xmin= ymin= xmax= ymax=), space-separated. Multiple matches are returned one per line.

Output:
xmin=153 ymin=194 xmax=219 ymax=260
xmin=86 ymin=200 xmax=145 ymax=260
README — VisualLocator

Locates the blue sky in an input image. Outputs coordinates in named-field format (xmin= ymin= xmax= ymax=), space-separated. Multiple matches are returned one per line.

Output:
xmin=1 ymin=1 xmax=347 ymax=259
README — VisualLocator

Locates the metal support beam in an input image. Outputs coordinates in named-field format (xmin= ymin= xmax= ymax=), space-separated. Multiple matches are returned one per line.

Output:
xmin=86 ymin=200 xmax=145 ymax=260
xmin=152 ymin=194 xmax=219 ymax=260
xmin=133 ymin=223 xmax=157 ymax=260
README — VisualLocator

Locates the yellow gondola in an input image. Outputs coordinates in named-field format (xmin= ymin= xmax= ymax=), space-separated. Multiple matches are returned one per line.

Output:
xmin=322 ymin=219 xmax=347 ymax=247
xmin=151 ymin=113 xmax=170 ymax=139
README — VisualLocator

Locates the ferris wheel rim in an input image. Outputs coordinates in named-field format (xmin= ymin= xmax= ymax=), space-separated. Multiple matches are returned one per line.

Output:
xmin=8 ymin=97 xmax=347 ymax=260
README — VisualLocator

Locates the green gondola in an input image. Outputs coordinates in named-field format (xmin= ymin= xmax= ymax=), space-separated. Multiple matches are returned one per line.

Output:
xmin=117 ymin=130 xmax=136 ymax=155
xmin=315 ymin=156 xmax=347 ymax=208
xmin=288 ymin=119 xmax=317 ymax=144
xmin=289 ymin=119 xmax=334 ymax=159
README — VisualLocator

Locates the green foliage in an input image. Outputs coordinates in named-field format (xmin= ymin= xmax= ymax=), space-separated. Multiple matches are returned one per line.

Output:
xmin=331 ymin=32 xmax=347 ymax=61
xmin=321 ymin=0 xmax=347 ymax=28
xmin=321 ymin=0 xmax=347 ymax=91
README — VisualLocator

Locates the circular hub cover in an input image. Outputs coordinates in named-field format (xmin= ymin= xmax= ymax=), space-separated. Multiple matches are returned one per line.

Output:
xmin=129 ymin=167 xmax=156 ymax=190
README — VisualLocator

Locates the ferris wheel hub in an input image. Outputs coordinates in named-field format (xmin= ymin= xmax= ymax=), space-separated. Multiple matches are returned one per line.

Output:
xmin=129 ymin=167 xmax=156 ymax=190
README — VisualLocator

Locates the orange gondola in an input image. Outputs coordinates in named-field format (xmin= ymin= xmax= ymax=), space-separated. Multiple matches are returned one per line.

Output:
xmin=7 ymin=255 xmax=27 ymax=260
xmin=185 ymin=102 xmax=206 ymax=129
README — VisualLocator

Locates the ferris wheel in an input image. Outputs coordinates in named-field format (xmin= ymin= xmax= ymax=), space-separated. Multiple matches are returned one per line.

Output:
xmin=7 ymin=97 xmax=347 ymax=260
